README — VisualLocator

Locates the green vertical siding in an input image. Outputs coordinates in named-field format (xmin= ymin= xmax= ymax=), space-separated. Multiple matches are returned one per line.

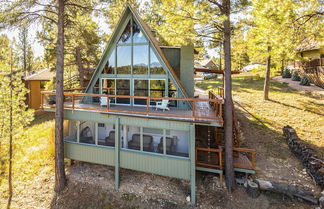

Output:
xmin=64 ymin=142 xmax=115 ymax=166
xmin=120 ymin=150 xmax=190 ymax=180
xmin=180 ymin=46 xmax=194 ymax=98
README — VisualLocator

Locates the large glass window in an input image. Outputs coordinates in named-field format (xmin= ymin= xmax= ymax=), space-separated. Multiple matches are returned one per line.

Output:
xmin=102 ymin=79 xmax=116 ymax=103
xmin=103 ymin=49 xmax=115 ymax=74
xmin=117 ymin=46 xmax=131 ymax=74
xmin=150 ymin=47 xmax=165 ymax=74
xmin=122 ymin=125 xmax=142 ymax=151
xmin=118 ymin=20 xmax=131 ymax=44
xmin=150 ymin=80 xmax=165 ymax=105
xmin=98 ymin=123 xmax=115 ymax=147
xmin=168 ymin=130 xmax=189 ymax=157
xmin=134 ymin=80 xmax=148 ymax=105
xmin=79 ymin=121 xmax=95 ymax=144
xmin=92 ymin=79 xmax=100 ymax=103
xmin=133 ymin=21 xmax=148 ymax=43
xmin=133 ymin=45 xmax=148 ymax=74
xmin=64 ymin=120 xmax=77 ymax=142
xmin=116 ymin=79 xmax=130 ymax=104
xmin=168 ymin=79 xmax=177 ymax=107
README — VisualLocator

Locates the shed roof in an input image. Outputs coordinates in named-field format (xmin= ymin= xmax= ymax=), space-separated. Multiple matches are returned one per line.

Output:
xmin=25 ymin=68 xmax=54 ymax=81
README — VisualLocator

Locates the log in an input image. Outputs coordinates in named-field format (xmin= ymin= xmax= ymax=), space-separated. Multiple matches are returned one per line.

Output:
xmin=282 ymin=125 xmax=324 ymax=187
xmin=255 ymin=179 xmax=318 ymax=205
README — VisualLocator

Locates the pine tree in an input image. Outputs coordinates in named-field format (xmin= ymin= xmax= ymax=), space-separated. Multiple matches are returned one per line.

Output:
xmin=0 ymin=35 xmax=34 ymax=209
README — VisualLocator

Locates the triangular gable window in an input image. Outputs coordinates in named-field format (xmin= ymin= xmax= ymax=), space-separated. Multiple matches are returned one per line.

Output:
xmin=150 ymin=47 xmax=166 ymax=74
xmin=118 ymin=20 xmax=131 ymax=44
xmin=132 ymin=21 xmax=148 ymax=43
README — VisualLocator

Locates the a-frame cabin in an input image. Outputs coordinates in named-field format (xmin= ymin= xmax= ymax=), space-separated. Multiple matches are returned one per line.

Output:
xmin=42 ymin=5 xmax=255 ymax=204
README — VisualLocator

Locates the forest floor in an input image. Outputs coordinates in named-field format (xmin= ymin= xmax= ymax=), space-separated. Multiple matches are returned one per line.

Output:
xmin=0 ymin=73 xmax=323 ymax=208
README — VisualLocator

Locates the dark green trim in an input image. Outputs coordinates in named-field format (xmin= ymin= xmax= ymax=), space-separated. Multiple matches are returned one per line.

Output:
xmin=234 ymin=168 xmax=256 ymax=174
xmin=120 ymin=148 xmax=190 ymax=161
xmin=196 ymin=166 xmax=223 ymax=174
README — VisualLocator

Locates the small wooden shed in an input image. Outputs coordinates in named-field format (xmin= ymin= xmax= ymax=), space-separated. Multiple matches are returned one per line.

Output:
xmin=24 ymin=68 xmax=54 ymax=110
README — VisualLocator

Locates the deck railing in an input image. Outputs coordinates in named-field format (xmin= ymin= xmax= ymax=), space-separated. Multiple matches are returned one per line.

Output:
xmin=219 ymin=146 xmax=256 ymax=170
xmin=41 ymin=91 xmax=224 ymax=122
xmin=208 ymin=89 xmax=223 ymax=121
xmin=196 ymin=147 xmax=223 ymax=169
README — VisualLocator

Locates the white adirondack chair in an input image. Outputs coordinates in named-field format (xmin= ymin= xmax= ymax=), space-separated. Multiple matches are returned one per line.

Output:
xmin=100 ymin=96 xmax=110 ymax=106
xmin=155 ymin=100 xmax=170 ymax=112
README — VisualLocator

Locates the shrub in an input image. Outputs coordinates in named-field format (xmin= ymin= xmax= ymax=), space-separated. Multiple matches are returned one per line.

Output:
xmin=292 ymin=71 xmax=301 ymax=81
xmin=300 ymin=75 xmax=311 ymax=86
xmin=282 ymin=68 xmax=291 ymax=78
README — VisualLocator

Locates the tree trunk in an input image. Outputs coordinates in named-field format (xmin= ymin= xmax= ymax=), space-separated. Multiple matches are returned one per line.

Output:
xmin=263 ymin=46 xmax=271 ymax=101
xmin=281 ymin=59 xmax=284 ymax=75
xmin=54 ymin=0 xmax=66 ymax=193
xmin=222 ymin=0 xmax=235 ymax=191
xmin=75 ymin=47 xmax=85 ymax=88
xmin=7 ymin=59 xmax=13 ymax=209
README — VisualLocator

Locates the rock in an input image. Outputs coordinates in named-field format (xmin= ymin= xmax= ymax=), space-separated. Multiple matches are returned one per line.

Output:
xmin=319 ymin=196 xmax=324 ymax=208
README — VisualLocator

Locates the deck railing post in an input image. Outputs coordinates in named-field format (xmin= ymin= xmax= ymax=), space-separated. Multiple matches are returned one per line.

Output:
xmin=251 ymin=151 xmax=255 ymax=169
xmin=107 ymin=94 xmax=109 ymax=111
xmin=72 ymin=94 xmax=75 ymax=110
xmin=219 ymin=101 xmax=223 ymax=121
xmin=146 ymin=97 xmax=149 ymax=115
xmin=219 ymin=149 xmax=222 ymax=169
xmin=192 ymin=101 xmax=196 ymax=118
xmin=40 ymin=93 xmax=43 ymax=109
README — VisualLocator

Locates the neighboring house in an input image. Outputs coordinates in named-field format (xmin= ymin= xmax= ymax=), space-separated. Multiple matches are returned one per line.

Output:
xmin=292 ymin=40 xmax=324 ymax=88
xmin=242 ymin=63 xmax=266 ymax=72
xmin=41 ymin=6 xmax=255 ymax=203
xmin=194 ymin=58 xmax=219 ymax=76
xmin=24 ymin=68 xmax=54 ymax=110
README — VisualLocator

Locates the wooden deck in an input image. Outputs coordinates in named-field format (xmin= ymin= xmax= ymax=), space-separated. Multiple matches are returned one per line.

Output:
xmin=41 ymin=91 xmax=224 ymax=124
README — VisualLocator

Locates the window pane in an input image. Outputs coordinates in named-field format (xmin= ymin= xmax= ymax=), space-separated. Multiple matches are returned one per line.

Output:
xmin=134 ymin=80 xmax=148 ymax=105
xmin=118 ymin=20 xmax=131 ymax=44
xmin=98 ymin=123 xmax=115 ymax=147
xmin=150 ymin=80 xmax=165 ymax=105
xmin=103 ymin=49 xmax=115 ymax=74
xmin=64 ymin=120 xmax=77 ymax=142
xmin=79 ymin=121 xmax=95 ymax=144
xmin=167 ymin=130 xmax=189 ymax=157
xmin=92 ymin=79 xmax=100 ymax=103
xmin=122 ymin=125 xmax=141 ymax=151
xmin=116 ymin=79 xmax=130 ymax=104
xmin=133 ymin=21 xmax=148 ymax=43
xmin=117 ymin=46 xmax=131 ymax=74
xmin=133 ymin=45 xmax=148 ymax=74
xmin=142 ymin=128 xmax=164 ymax=154
xmin=168 ymin=79 xmax=177 ymax=107
xmin=102 ymin=79 xmax=116 ymax=104
xmin=150 ymin=48 xmax=165 ymax=74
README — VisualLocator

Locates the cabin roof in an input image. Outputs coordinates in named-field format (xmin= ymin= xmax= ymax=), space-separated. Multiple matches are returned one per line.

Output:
xmin=25 ymin=68 xmax=54 ymax=81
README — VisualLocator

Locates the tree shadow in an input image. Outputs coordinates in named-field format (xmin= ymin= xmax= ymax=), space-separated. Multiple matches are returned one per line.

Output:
xmin=268 ymin=99 xmax=324 ymax=117
xmin=29 ymin=112 xmax=55 ymax=127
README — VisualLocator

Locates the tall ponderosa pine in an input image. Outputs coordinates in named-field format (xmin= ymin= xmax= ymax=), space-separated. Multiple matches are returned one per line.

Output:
xmin=0 ymin=36 xmax=33 ymax=209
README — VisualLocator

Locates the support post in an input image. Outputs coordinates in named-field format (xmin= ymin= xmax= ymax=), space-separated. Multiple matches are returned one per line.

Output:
xmin=114 ymin=118 xmax=120 ymax=190
xmin=95 ymin=123 xmax=98 ymax=145
xmin=190 ymin=124 xmax=196 ymax=204
xmin=76 ymin=121 xmax=80 ymax=143
xmin=140 ymin=127 xmax=143 ymax=151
